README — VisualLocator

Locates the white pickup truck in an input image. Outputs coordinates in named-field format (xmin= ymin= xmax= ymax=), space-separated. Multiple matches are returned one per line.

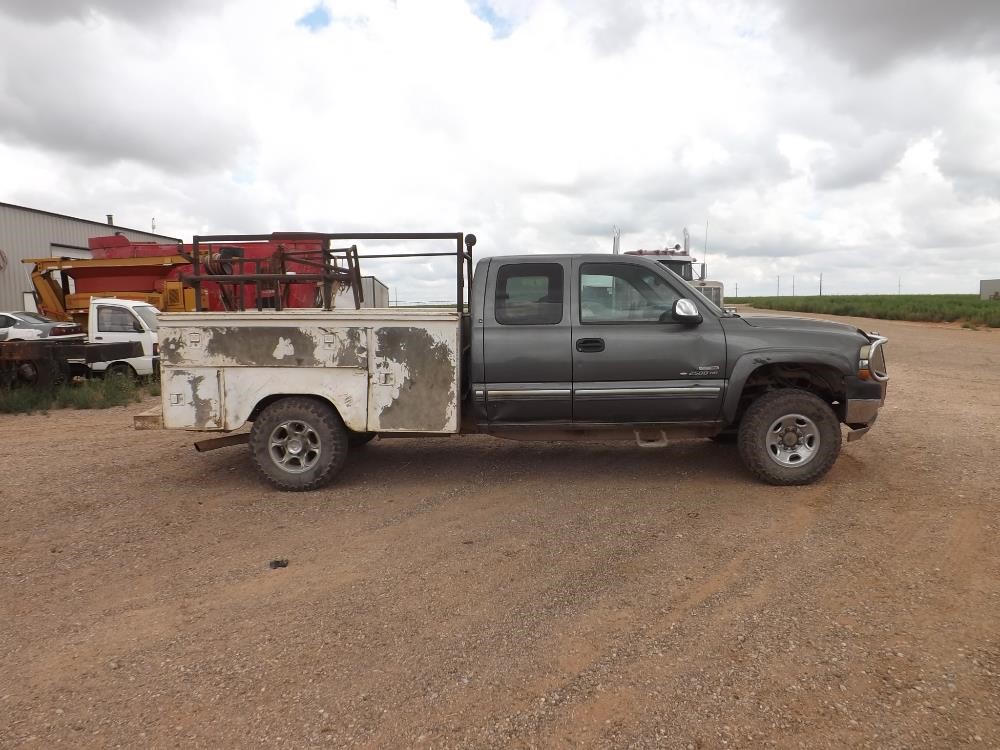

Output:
xmin=86 ymin=297 xmax=160 ymax=378
xmin=138 ymin=231 xmax=888 ymax=491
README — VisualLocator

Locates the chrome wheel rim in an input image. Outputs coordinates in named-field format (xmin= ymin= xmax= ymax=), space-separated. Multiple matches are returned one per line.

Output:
xmin=268 ymin=420 xmax=321 ymax=473
xmin=765 ymin=413 xmax=820 ymax=467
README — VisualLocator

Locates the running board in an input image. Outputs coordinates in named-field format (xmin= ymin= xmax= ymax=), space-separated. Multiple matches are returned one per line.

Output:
xmin=634 ymin=429 xmax=669 ymax=448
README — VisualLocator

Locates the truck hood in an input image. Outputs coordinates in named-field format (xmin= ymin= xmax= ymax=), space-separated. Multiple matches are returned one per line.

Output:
xmin=739 ymin=314 xmax=860 ymax=335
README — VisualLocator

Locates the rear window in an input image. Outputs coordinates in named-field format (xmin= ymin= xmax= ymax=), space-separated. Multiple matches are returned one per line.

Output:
xmin=495 ymin=263 xmax=564 ymax=325
xmin=15 ymin=312 xmax=51 ymax=323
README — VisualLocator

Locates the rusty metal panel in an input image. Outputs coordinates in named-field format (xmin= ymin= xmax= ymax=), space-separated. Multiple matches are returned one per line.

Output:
xmin=368 ymin=321 xmax=460 ymax=433
xmin=160 ymin=324 xmax=367 ymax=369
xmin=162 ymin=368 xmax=223 ymax=429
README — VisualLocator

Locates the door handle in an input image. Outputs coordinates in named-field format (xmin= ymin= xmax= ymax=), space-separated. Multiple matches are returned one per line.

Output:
xmin=575 ymin=338 xmax=605 ymax=353
xmin=93 ymin=336 xmax=103 ymax=340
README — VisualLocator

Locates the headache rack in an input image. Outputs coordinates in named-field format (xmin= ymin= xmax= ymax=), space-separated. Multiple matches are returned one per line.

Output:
xmin=184 ymin=232 xmax=477 ymax=313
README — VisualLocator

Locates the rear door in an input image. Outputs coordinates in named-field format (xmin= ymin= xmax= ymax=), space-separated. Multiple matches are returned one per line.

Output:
xmin=482 ymin=259 xmax=572 ymax=424
xmin=572 ymin=259 xmax=726 ymax=424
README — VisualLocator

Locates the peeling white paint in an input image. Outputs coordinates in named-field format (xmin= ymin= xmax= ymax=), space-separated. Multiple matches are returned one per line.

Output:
xmin=272 ymin=337 xmax=294 ymax=360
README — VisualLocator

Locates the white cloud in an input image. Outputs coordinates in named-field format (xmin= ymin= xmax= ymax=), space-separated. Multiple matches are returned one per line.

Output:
xmin=0 ymin=0 xmax=998 ymax=300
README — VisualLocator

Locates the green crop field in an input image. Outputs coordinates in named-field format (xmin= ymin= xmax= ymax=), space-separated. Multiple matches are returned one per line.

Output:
xmin=728 ymin=294 xmax=1000 ymax=328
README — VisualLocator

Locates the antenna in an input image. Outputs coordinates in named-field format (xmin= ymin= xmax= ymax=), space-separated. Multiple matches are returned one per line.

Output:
xmin=612 ymin=225 xmax=621 ymax=255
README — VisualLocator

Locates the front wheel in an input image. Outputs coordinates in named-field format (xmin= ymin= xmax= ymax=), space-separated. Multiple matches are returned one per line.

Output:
xmin=249 ymin=397 xmax=349 ymax=491
xmin=737 ymin=389 xmax=842 ymax=486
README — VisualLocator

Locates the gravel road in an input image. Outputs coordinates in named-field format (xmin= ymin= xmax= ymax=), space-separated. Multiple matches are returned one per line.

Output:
xmin=1 ymin=311 xmax=998 ymax=748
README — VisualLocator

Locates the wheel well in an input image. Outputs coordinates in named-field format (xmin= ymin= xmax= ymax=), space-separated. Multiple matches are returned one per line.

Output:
xmin=735 ymin=364 xmax=846 ymax=423
xmin=248 ymin=393 xmax=343 ymax=424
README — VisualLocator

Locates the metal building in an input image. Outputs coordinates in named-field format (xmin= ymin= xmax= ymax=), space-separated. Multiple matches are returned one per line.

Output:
xmin=0 ymin=201 xmax=179 ymax=312
xmin=334 ymin=276 xmax=391 ymax=308
xmin=981 ymin=279 xmax=1000 ymax=301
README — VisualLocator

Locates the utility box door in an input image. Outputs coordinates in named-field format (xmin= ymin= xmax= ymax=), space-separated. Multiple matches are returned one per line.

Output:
xmin=163 ymin=367 xmax=223 ymax=429
xmin=368 ymin=322 xmax=460 ymax=433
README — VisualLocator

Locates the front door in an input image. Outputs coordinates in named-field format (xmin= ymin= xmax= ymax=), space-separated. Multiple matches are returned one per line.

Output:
xmin=482 ymin=259 xmax=573 ymax=424
xmin=571 ymin=259 xmax=726 ymax=424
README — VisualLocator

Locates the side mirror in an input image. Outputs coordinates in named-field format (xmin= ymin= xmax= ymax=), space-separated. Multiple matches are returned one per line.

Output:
xmin=133 ymin=321 xmax=145 ymax=333
xmin=671 ymin=298 xmax=703 ymax=325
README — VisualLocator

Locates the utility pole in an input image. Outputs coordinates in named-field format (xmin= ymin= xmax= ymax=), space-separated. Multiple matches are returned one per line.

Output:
xmin=898 ymin=277 xmax=902 ymax=295
xmin=792 ymin=275 xmax=796 ymax=296
xmin=777 ymin=275 xmax=780 ymax=296
xmin=819 ymin=272 xmax=823 ymax=296
xmin=735 ymin=282 xmax=739 ymax=299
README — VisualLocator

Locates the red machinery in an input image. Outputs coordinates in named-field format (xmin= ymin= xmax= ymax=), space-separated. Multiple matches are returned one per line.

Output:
xmin=26 ymin=234 xmax=356 ymax=327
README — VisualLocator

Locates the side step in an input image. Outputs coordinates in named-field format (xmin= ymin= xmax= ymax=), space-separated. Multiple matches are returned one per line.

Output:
xmin=634 ymin=429 xmax=669 ymax=448
xmin=133 ymin=405 xmax=163 ymax=430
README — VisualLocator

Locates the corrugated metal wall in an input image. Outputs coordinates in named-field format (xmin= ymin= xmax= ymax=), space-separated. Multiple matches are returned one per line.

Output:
xmin=0 ymin=202 xmax=179 ymax=312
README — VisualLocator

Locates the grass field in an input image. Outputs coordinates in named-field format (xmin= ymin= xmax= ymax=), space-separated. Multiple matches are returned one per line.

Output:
xmin=0 ymin=375 xmax=158 ymax=415
xmin=729 ymin=294 xmax=1000 ymax=328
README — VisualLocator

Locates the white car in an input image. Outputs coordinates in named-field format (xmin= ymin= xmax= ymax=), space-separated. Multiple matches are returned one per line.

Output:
xmin=0 ymin=311 xmax=84 ymax=341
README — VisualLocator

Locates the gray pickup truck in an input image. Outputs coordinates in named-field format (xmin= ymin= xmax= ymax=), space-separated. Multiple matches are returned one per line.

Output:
xmin=142 ymin=232 xmax=888 ymax=490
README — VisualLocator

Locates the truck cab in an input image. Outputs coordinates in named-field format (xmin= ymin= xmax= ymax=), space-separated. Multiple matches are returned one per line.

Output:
xmin=87 ymin=298 xmax=160 ymax=378
xmin=470 ymin=255 xmax=726 ymax=430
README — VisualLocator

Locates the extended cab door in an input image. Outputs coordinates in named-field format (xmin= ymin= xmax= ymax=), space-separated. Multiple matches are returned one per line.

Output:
xmin=481 ymin=259 xmax=572 ymax=423
xmin=571 ymin=258 xmax=726 ymax=424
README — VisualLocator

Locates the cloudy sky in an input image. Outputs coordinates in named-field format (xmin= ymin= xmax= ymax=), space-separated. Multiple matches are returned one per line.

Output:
xmin=1 ymin=0 xmax=998 ymax=300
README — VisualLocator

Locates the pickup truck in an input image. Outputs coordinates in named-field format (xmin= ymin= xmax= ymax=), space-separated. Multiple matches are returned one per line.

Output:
xmin=144 ymin=232 xmax=888 ymax=490
xmin=86 ymin=297 xmax=160 ymax=378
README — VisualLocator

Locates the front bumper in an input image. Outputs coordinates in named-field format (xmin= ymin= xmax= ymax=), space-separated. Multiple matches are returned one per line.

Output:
xmin=843 ymin=334 xmax=889 ymax=441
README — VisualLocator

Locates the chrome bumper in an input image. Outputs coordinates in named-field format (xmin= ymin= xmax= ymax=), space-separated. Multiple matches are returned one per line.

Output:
xmin=845 ymin=398 xmax=882 ymax=425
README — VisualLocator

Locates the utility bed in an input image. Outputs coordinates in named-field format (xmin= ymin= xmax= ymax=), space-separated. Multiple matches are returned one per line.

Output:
xmin=158 ymin=309 xmax=461 ymax=434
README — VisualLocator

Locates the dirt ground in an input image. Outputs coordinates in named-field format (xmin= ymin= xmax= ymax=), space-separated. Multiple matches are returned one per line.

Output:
xmin=1 ymin=311 xmax=998 ymax=749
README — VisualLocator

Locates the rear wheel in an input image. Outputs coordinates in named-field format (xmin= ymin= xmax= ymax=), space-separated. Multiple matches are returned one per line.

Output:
xmin=737 ymin=388 xmax=841 ymax=485
xmin=249 ymin=397 xmax=348 ymax=491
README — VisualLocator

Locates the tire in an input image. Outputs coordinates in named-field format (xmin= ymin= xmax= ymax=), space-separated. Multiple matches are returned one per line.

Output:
xmin=106 ymin=362 xmax=136 ymax=379
xmin=348 ymin=431 xmax=377 ymax=448
xmin=737 ymin=388 xmax=842 ymax=486
xmin=249 ymin=397 xmax=349 ymax=491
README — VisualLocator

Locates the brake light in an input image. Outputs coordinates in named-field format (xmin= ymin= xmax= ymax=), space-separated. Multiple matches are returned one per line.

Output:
xmin=153 ymin=343 xmax=159 ymax=356
xmin=50 ymin=325 xmax=81 ymax=336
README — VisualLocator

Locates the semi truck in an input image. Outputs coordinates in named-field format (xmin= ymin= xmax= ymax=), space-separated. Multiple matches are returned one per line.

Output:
xmin=624 ymin=228 xmax=725 ymax=308
xmin=137 ymin=231 xmax=889 ymax=490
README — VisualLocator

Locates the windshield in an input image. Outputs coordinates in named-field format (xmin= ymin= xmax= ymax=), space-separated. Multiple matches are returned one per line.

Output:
xmin=134 ymin=305 xmax=159 ymax=331
xmin=658 ymin=260 xmax=694 ymax=281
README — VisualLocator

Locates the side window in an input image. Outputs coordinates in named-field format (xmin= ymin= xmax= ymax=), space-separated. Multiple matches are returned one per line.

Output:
xmin=97 ymin=306 xmax=140 ymax=333
xmin=495 ymin=263 xmax=564 ymax=325
xmin=580 ymin=263 xmax=681 ymax=323
xmin=0 ymin=315 xmax=13 ymax=328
